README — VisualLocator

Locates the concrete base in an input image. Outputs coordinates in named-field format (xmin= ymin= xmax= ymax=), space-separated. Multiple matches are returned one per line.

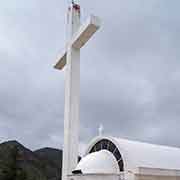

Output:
xmin=68 ymin=173 xmax=180 ymax=180
xmin=135 ymin=175 xmax=180 ymax=180
xmin=68 ymin=174 xmax=124 ymax=180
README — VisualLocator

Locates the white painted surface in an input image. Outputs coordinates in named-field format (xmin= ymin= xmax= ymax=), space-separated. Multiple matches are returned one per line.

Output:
xmin=68 ymin=174 xmax=123 ymax=180
xmin=54 ymin=3 xmax=101 ymax=180
xmin=86 ymin=136 xmax=180 ymax=175
xmin=54 ymin=49 xmax=66 ymax=70
xmin=62 ymin=4 xmax=81 ymax=180
xmin=98 ymin=124 xmax=104 ymax=136
xmin=138 ymin=167 xmax=180 ymax=177
xmin=114 ymin=137 xmax=180 ymax=171
xmin=75 ymin=150 xmax=119 ymax=174
xmin=54 ymin=15 xmax=100 ymax=70
xmin=71 ymin=15 xmax=101 ymax=49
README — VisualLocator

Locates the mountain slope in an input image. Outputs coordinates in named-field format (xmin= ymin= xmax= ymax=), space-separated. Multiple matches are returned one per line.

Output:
xmin=34 ymin=148 xmax=62 ymax=168
xmin=34 ymin=148 xmax=62 ymax=179
xmin=0 ymin=141 xmax=62 ymax=180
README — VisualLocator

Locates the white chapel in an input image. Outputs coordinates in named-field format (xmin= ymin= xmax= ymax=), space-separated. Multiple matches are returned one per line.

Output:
xmin=73 ymin=136 xmax=180 ymax=180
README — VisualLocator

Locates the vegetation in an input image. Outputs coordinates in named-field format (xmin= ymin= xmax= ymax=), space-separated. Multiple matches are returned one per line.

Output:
xmin=1 ymin=145 xmax=27 ymax=180
xmin=0 ymin=141 xmax=63 ymax=180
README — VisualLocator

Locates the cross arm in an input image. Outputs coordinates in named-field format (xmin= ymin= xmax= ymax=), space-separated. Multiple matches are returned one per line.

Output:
xmin=71 ymin=15 xmax=101 ymax=49
xmin=54 ymin=15 xmax=101 ymax=70
xmin=54 ymin=49 xmax=67 ymax=70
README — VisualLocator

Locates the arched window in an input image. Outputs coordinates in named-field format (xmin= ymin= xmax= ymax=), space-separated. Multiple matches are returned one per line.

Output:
xmin=89 ymin=139 xmax=124 ymax=172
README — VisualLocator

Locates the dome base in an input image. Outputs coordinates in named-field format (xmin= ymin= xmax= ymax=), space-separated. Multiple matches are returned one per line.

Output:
xmin=68 ymin=173 xmax=124 ymax=180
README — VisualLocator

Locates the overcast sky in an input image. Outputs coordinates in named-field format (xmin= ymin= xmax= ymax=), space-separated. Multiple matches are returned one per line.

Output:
xmin=0 ymin=0 xmax=180 ymax=152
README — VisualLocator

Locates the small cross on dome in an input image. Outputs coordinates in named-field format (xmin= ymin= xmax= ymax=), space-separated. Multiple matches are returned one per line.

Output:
xmin=98 ymin=124 xmax=104 ymax=136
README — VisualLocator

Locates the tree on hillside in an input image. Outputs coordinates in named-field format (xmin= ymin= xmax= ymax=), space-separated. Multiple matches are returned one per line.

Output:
xmin=1 ymin=145 xmax=27 ymax=180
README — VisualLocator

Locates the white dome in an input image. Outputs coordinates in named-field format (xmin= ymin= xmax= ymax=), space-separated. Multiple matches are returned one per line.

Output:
xmin=75 ymin=150 xmax=119 ymax=174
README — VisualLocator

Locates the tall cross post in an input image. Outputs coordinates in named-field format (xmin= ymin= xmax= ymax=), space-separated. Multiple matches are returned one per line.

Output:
xmin=54 ymin=3 xmax=101 ymax=180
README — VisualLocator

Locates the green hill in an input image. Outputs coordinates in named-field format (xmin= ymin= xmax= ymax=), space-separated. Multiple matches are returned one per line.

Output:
xmin=0 ymin=141 xmax=62 ymax=180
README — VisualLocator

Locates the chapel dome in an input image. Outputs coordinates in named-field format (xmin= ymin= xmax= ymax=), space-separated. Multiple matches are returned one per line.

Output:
xmin=74 ymin=150 xmax=119 ymax=174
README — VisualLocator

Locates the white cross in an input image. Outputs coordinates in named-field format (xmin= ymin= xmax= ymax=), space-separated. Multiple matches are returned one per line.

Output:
xmin=54 ymin=3 xmax=101 ymax=180
xmin=98 ymin=124 xmax=104 ymax=136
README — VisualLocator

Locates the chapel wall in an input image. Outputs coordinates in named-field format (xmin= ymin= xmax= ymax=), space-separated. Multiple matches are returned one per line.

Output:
xmin=135 ymin=175 xmax=180 ymax=180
